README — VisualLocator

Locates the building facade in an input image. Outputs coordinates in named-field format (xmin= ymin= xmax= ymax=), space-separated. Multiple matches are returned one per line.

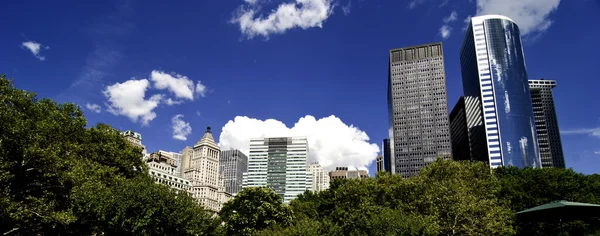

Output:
xmin=388 ymin=42 xmax=453 ymax=178
xmin=449 ymin=96 xmax=490 ymax=162
xmin=219 ymin=149 xmax=248 ymax=195
xmin=376 ymin=155 xmax=384 ymax=173
xmin=382 ymin=138 xmax=392 ymax=173
xmin=329 ymin=167 xmax=369 ymax=180
xmin=529 ymin=79 xmax=566 ymax=168
xmin=460 ymin=14 xmax=541 ymax=168
xmin=243 ymin=137 xmax=312 ymax=203
xmin=183 ymin=127 xmax=226 ymax=212
xmin=308 ymin=162 xmax=330 ymax=192
xmin=121 ymin=130 xmax=147 ymax=156
xmin=146 ymin=151 xmax=192 ymax=193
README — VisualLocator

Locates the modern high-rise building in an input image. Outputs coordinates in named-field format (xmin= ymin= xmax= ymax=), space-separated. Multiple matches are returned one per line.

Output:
xmin=219 ymin=149 xmax=248 ymax=195
xmin=183 ymin=127 xmax=229 ymax=212
xmin=449 ymin=96 xmax=490 ymax=162
xmin=308 ymin=162 xmax=330 ymax=192
xmin=242 ymin=137 xmax=312 ymax=203
xmin=387 ymin=42 xmax=453 ymax=178
xmin=382 ymin=138 xmax=392 ymax=173
xmin=460 ymin=14 xmax=541 ymax=168
xmin=529 ymin=79 xmax=566 ymax=168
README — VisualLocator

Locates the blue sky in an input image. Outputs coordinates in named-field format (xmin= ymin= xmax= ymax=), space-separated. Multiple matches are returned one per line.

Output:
xmin=2 ymin=0 xmax=599 ymax=175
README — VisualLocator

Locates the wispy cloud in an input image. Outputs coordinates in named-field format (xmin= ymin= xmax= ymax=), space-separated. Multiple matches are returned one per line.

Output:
xmin=439 ymin=25 xmax=452 ymax=39
xmin=21 ymin=41 xmax=49 ymax=61
xmin=85 ymin=103 xmax=102 ymax=113
xmin=231 ymin=0 xmax=335 ymax=39
xmin=342 ymin=0 xmax=352 ymax=16
xmin=561 ymin=128 xmax=600 ymax=137
xmin=594 ymin=151 xmax=600 ymax=155
xmin=439 ymin=11 xmax=457 ymax=40
xmin=443 ymin=11 xmax=457 ymax=23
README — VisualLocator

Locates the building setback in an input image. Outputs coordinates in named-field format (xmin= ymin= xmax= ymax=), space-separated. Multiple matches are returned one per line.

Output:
xmin=529 ymin=79 xmax=566 ymax=168
xmin=460 ymin=14 xmax=541 ymax=168
xmin=219 ymin=149 xmax=248 ymax=195
xmin=243 ymin=137 xmax=312 ymax=203
xmin=387 ymin=42 xmax=453 ymax=178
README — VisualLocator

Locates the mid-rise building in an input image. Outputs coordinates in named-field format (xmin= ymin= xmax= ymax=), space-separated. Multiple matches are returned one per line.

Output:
xmin=460 ymin=14 xmax=541 ymax=168
xmin=219 ymin=149 xmax=248 ymax=195
xmin=376 ymin=155 xmax=384 ymax=173
xmin=146 ymin=151 xmax=192 ymax=193
xmin=387 ymin=43 xmax=453 ymax=178
xmin=449 ymin=96 xmax=490 ymax=162
xmin=121 ymin=130 xmax=147 ymax=156
xmin=529 ymin=79 xmax=566 ymax=168
xmin=329 ymin=167 xmax=369 ymax=180
xmin=382 ymin=138 xmax=392 ymax=173
xmin=308 ymin=162 xmax=330 ymax=192
xmin=243 ymin=137 xmax=312 ymax=203
xmin=183 ymin=127 xmax=226 ymax=212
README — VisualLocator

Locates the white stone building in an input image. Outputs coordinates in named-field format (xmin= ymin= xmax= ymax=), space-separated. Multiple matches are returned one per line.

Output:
xmin=146 ymin=151 xmax=192 ymax=193
xmin=308 ymin=162 xmax=330 ymax=192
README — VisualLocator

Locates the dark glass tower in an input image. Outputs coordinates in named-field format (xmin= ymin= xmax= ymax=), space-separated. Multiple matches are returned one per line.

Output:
xmin=529 ymin=79 xmax=566 ymax=168
xmin=460 ymin=15 xmax=541 ymax=168
xmin=387 ymin=43 xmax=452 ymax=178
xmin=382 ymin=138 xmax=392 ymax=173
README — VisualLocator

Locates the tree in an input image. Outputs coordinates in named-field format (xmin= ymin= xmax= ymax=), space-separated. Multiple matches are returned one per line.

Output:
xmin=0 ymin=74 xmax=218 ymax=235
xmin=219 ymin=187 xmax=294 ymax=236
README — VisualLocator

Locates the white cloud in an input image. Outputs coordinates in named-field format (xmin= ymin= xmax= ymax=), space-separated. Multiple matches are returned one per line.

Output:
xmin=195 ymin=81 xmax=207 ymax=97
xmin=231 ymin=0 xmax=335 ymax=39
xmin=462 ymin=15 xmax=473 ymax=31
xmin=172 ymin=114 xmax=192 ymax=141
xmin=219 ymin=115 xmax=380 ymax=171
xmin=342 ymin=0 xmax=352 ymax=16
xmin=475 ymin=0 xmax=561 ymax=36
xmin=165 ymin=98 xmax=183 ymax=106
xmin=561 ymin=128 xmax=600 ymax=137
xmin=21 ymin=41 xmax=49 ymax=61
xmin=443 ymin=11 xmax=457 ymax=23
xmin=150 ymin=70 xmax=196 ymax=100
xmin=103 ymin=79 xmax=163 ymax=126
xmin=439 ymin=25 xmax=452 ymax=39
xmin=196 ymin=111 xmax=202 ymax=116
xmin=85 ymin=103 xmax=102 ymax=113
xmin=594 ymin=151 xmax=600 ymax=155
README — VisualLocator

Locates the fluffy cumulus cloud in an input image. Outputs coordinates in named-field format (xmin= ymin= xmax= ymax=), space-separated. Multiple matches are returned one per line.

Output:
xmin=475 ymin=0 xmax=561 ymax=36
xmin=172 ymin=114 xmax=192 ymax=141
xmin=219 ymin=115 xmax=380 ymax=171
xmin=150 ymin=70 xmax=208 ymax=100
xmin=21 ymin=41 xmax=49 ymax=61
xmin=103 ymin=79 xmax=164 ymax=126
xmin=85 ymin=103 xmax=102 ymax=113
xmin=231 ymin=0 xmax=335 ymax=39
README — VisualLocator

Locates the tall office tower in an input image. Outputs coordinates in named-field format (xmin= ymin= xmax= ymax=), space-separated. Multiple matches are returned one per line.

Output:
xmin=121 ymin=130 xmax=147 ymax=156
xmin=219 ymin=149 xmax=248 ymax=195
xmin=184 ymin=127 xmax=226 ymax=212
xmin=329 ymin=167 xmax=369 ymax=180
xmin=308 ymin=162 xmax=330 ymax=192
xmin=460 ymin=15 xmax=541 ymax=168
xmin=529 ymin=79 xmax=566 ymax=168
xmin=387 ymin=43 xmax=453 ymax=178
xmin=382 ymin=139 xmax=392 ymax=173
xmin=449 ymin=96 xmax=490 ymax=162
xmin=243 ymin=137 xmax=312 ymax=203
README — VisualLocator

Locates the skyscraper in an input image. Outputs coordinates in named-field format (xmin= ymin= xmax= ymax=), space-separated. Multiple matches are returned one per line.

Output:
xmin=449 ymin=96 xmax=489 ymax=162
xmin=242 ymin=137 xmax=312 ymax=203
xmin=387 ymin=43 xmax=452 ymax=178
xmin=460 ymin=15 xmax=541 ymax=168
xmin=529 ymin=79 xmax=566 ymax=168
xmin=219 ymin=149 xmax=248 ymax=195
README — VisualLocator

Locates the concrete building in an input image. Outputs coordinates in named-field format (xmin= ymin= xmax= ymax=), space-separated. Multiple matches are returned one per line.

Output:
xmin=329 ymin=167 xmax=369 ymax=180
xmin=121 ymin=130 xmax=147 ymax=156
xmin=243 ymin=137 xmax=312 ymax=203
xmin=376 ymin=155 xmax=384 ymax=173
xmin=382 ymin=139 xmax=392 ymax=173
xmin=460 ymin=15 xmax=541 ymax=168
xmin=529 ymin=79 xmax=566 ymax=168
xmin=308 ymin=162 xmax=330 ymax=192
xmin=146 ymin=151 xmax=192 ymax=193
xmin=219 ymin=149 xmax=248 ymax=195
xmin=183 ymin=127 xmax=226 ymax=212
xmin=387 ymin=43 xmax=453 ymax=178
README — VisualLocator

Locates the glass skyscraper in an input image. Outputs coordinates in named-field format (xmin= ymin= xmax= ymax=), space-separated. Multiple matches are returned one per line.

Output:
xmin=460 ymin=15 xmax=541 ymax=168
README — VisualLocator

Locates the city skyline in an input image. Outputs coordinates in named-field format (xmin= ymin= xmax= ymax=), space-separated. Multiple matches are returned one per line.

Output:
xmin=3 ymin=0 xmax=600 ymax=175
